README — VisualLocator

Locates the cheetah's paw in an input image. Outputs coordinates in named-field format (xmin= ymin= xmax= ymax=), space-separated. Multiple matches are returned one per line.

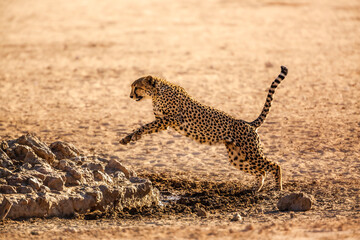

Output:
xmin=119 ymin=134 xmax=133 ymax=145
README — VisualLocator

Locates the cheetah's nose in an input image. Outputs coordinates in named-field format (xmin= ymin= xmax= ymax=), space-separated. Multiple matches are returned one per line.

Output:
xmin=130 ymin=95 xmax=133 ymax=98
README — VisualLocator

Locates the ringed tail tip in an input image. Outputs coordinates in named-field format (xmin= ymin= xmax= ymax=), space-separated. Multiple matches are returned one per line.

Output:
xmin=280 ymin=66 xmax=288 ymax=76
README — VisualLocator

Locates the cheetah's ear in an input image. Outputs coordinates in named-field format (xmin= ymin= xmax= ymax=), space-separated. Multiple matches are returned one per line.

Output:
xmin=146 ymin=75 xmax=156 ymax=87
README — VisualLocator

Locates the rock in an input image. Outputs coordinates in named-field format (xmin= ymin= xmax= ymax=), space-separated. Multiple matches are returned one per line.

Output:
xmin=16 ymin=186 xmax=33 ymax=194
xmin=0 ymin=141 xmax=9 ymax=151
xmin=57 ymin=159 xmax=69 ymax=171
xmin=0 ymin=149 xmax=14 ymax=169
xmin=65 ymin=166 xmax=89 ymax=186
xmin=30 ymin=230 xmax=41 ymax=235
xmin=230 ymin=213 xmax=243 ymax=222
xmin=8 ymin=194 xmax=51 ymax=218
xmin=31 ymin=172 xmax=46 ymax=181
xmin=0 ymin=185 xmax=17 ymax=194
xmin=6 ymin=174 xmax=26 ymax=186
xmin=0 ymin=135 xmax=160 ymax=219
xmin=196 ymin=207 xmax=208 ymax=217
xmin=23 ymin=149 xmax=41 ymax=165
xmin=0 ymin=167 xmax=12 ymax=178
xmin=277 ymin=192 xmax=313 ymax=211
xmin=86 ymin=162 xmax=104 ymax=172
xmin=34 ymin=162 xmax=53 ymax=175
xmin=106 ymin=159 xmax=130 ymax=178
xmin=0 ymin=197 xmax=13 ymax=220
xmin=93 ymin=170 xmax=112 ymax=183
xmin=16 ymin=134 xmax=55 ymax=164
xmin=113 ymin=171 xmax=127 ymax=182
xmin=50 ymin=141 xmax=80 ymax=160
xmin=44 ymin=176 xmax=64 ymax=191
xmin=71 ymin=156 xmax=87 ymax=165
xmin=64 ymin=172 xmax=82 ymax=186
xmin=39 ymin=185 xmax=50 ymax=193
xmin=9 ymin=144 xmax=34 ymax=160
xmin=0 ymin=148 xmax=10 ymax=162
xmin=64 ymin=227 xmax=78 ymax=233
xmin=67 ymin=166 xmax=82 ymax=180
xmin=21 ymin=163 xmax=32 ymax=170
xmin=244 ymin=224 xmax=255 ymax=231
xmin=93 ymin=170 xmax=104 ymax=181
xmin=129 ymin=177 xmax=153 ymax=197
xmin=28 ymin=177 xmax=42 ymax=190
xmin=129 ymin=169 xmax=137 ymax=178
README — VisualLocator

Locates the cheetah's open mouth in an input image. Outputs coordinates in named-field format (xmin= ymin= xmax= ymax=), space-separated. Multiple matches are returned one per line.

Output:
xmin=135 ymin=96 xmax=143 ymax=101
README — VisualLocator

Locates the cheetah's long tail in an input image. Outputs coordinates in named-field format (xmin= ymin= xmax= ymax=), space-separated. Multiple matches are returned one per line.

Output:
xmin=250 ymin=66 xmax=288 ymax=129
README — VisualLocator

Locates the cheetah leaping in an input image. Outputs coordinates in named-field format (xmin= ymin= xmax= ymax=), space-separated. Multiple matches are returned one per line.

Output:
xmin=120 ymin=66 xmax=288 ymax=191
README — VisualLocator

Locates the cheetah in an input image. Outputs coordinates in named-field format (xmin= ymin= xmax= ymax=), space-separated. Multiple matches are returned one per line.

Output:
xmin=120 ymin=66 xmax=288 ymax=191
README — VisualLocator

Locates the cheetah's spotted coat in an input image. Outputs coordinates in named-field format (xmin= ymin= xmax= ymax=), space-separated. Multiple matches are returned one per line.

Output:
xmin=120 ymin=66 xmax=288 ymax=191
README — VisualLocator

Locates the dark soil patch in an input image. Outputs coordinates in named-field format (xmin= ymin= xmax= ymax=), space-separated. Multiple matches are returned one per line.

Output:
xmin=76 ymin=172 xmax=359 ymax=221
xmin=82 ymin=172 xmax=286 ymax=220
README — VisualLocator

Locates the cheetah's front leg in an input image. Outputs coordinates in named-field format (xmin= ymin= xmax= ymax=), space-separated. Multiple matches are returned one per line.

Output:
xmin=119 ymin=117 xmax=178 ymax=145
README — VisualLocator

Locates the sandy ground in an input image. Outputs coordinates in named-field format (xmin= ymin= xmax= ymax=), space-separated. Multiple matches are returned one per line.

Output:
xmin=0 ymin=0 xmax=359 ymax=239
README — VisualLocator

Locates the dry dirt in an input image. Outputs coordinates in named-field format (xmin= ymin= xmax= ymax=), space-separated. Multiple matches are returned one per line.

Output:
xmin=0 ymin=0 xmax=359 ymax=239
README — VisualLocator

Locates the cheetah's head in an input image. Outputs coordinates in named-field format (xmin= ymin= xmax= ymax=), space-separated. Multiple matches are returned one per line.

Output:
xmin=130 ymin=75 xmax=157 ymax=102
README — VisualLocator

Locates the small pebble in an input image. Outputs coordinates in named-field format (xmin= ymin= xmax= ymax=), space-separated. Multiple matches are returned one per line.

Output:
xmin=244 ymin=224 xmax=254 ymax=231
xmin=196 ymin=208 xmax=208 ymax=217
xmin=30 ymin=230 xmax=40 ymax=235
xmin=230 ymin=213 xmax=243 ymax=222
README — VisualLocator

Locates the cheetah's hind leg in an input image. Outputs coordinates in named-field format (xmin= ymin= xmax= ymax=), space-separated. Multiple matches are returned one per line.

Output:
xmin=258 ymin=158 xmax=283 ymax=191
xmin=255 ymin=171 xmax=266 ymax=192
xmin=272 ymin=163 xmax=283 ymax=191
xmin=254 ymin=156 xmax=283 ymax=191
xmin=225 ymin=142 xmax=266 ymax=191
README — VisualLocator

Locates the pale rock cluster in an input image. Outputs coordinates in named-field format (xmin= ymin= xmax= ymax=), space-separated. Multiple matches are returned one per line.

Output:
xmin=0 ymin=134 xmax=159 ymax=219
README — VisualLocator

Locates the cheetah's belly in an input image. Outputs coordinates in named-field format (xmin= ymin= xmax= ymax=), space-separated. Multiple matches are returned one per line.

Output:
xmin=173 ymin=120 xmax=223 ymax=145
